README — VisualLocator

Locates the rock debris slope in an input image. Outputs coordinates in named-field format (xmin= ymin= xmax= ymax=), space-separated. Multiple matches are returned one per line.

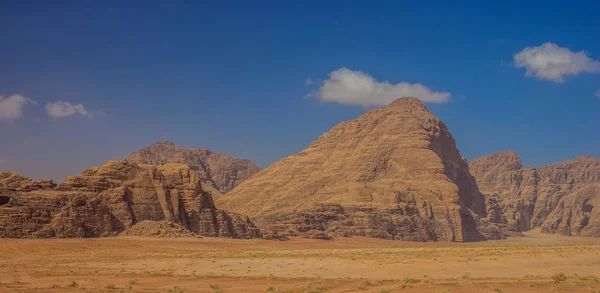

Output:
xmin=470 ymin=152 xmax=600 ymax=236
xmin=120 ymin=221 xmax=201 ymax=238
xmin=125 ymin=141 xmax=261 ymax=196
xmin=0 ymin=161 xmax=261 ymax=239
xmin=218 ymin=97 xmax=505 ymax=241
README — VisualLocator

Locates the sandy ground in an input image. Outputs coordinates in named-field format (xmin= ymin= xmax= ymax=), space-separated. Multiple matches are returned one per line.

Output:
xmin=0 ymin=230 xmax=599 ymax=293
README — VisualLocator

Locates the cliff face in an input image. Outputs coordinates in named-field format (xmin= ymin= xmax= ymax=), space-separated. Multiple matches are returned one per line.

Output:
xmin=125 ymin=141 xmax=261 ymax=196
xmin=218 ymin=97 xmax=502 ymax=242
xmin=470 ymin=152 xmax=600 ymax=236
xmin=0 ymin=161 xmax=261 ymax=239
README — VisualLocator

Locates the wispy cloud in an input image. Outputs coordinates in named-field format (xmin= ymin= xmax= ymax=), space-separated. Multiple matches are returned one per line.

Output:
xmin=595 ymin=90 xmax=600 ymax=99
xmin=45 ymin=101 xmax=90 ymax=118
xmin=0 ymin=94 xmax=36 ymax=121
xmin=304 ymin=78 xmax=314 ymax=86
xmin=513 ymin=42 xmax=600 ymax=83
xmin=309 ymin=68 xmax=450 ymax=106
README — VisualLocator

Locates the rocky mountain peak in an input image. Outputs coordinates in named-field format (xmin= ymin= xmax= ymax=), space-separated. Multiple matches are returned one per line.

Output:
xmin=470 ymin=151 xmax=523 ymax=174
xmin=155 ymin=140 xmax=176 ymax=146
xmin=387 ymin=97 xmax=427 ymax=109
xmin=217 ymin=100 xmax=495 ymax=242
xmin=125 ymin=141 xmax=261 ymax=194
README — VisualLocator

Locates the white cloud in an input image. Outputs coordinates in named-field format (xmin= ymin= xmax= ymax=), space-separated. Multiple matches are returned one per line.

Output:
xmin=304 ymin=78 xmax=314 ymax=86
xmin=513 ymin=42 xmax=600 ymax=83
xmin=310 ymin=68 xmax=450 ymax=106
xmin=595 ymin=90 xmax=600 ymax=98
xmin=45 ymin=101 xmax=89 ymax=118
xmin=0 ymin=94 xmax=36 ymax=121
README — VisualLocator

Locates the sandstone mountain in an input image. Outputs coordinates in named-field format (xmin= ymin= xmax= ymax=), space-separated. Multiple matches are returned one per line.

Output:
xmin=0 ymin=161 xmax=261 ymax=239
xmin=125 ymin=141 xmax=261 ymax=197
xmin=470 ymin=152 xmax=600 ymax=236
xmin=218 ymin=97 xmax=510 ymax=241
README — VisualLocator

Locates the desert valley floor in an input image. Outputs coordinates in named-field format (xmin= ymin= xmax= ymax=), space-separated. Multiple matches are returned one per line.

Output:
xmin=0 ymin=230 xmax=599 ymax=293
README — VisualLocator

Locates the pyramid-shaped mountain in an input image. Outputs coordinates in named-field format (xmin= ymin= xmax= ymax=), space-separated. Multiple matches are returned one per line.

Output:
xmin=217 ymin=97 xmax=501 ymax=241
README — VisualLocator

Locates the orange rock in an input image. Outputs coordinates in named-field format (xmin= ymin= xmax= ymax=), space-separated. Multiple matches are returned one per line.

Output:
xmin=218 ymin=97 xmax=493 ymax=241
xmin=0 ymin=161 xmax=261 ymax=239
xmin=470 ymin=152 xmax=600 ymax=236
xmin=125 ymin=141 xmax=261 ymax=196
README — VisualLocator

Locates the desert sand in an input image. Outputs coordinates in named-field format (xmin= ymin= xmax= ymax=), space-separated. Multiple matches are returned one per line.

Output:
xmin=1 ymin=230 xmax=599 ymax=293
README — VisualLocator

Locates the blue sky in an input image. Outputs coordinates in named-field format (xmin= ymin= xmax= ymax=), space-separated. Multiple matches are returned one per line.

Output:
xmin=1 ymin=0 xmax=599 ymax=181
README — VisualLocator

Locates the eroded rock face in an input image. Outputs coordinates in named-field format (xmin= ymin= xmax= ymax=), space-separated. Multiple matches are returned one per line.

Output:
xmin=470 ymin=152 xmax=600 ymax=236
xmin=218 ymin=97 xmax=497 ymax=242
xmin=0 ymin=161 xmax=261 ymax=239
xmin=125 ymin=141 xmax=261 ymax=196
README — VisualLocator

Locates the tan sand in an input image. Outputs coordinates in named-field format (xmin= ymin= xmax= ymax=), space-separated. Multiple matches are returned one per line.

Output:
xmin=1 ymin=230 xmax=599 ymax=292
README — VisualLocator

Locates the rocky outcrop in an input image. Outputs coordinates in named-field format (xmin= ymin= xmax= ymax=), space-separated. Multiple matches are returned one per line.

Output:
xmin=0 ymin=172 xmax=57 ymax=191
xmin=121 ymin=221 xmax=201 ymax=238
xmin=0 ymin=161 xmax=261 ymax=239
xmin=125 ymin=141 xmax=261 ymax=195
xmin=470 ymin=152 xmax=600 ymax=236
xmin=542 ymin=185 xmax=600 ymax=236
xmin=217 ymin=97 xmax=501 ymax=242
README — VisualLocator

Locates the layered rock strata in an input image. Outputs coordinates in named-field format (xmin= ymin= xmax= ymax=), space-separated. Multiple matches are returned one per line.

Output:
xmin=125 ymin=141 xmax=261 ymax=196
xmin=0 ymin=161 xmax=261 ymax=239
xmin=218 ymin=97 xmax=504 ymax=241
xmin=470 ymin=152 xmax=600 ymax=236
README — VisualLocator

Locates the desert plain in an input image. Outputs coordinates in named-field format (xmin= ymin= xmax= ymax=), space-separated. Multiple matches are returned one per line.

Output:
xmin=1 ymin=230 xmax=599 ymax=293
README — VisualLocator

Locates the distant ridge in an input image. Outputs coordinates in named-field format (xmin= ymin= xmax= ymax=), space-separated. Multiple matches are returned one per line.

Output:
xmin=470 ymin=152 xmax=600 ymax=236
xmin=125 ymin=141 xmax=261 ymax=196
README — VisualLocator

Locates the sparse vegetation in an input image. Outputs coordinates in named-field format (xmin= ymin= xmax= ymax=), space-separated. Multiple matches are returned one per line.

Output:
xmin=209 ymin=284 xmax=223 ymax=293
xmin=0 ymin=235 xmax=599 ymax=293
xmin=552 ymin=272 xmax=567 ymax=283
xmin=305 ymin=287 xmax=328 ymax=293
xmin=167 ymin=286 xmax=184 ymax=293
xmin=361 ymin=280 xmax=373 ymax=286
xmin=265 ymin=286 xmax=294 ymax=293
xmin=578 ymin=275 xmax=599 ymax=282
